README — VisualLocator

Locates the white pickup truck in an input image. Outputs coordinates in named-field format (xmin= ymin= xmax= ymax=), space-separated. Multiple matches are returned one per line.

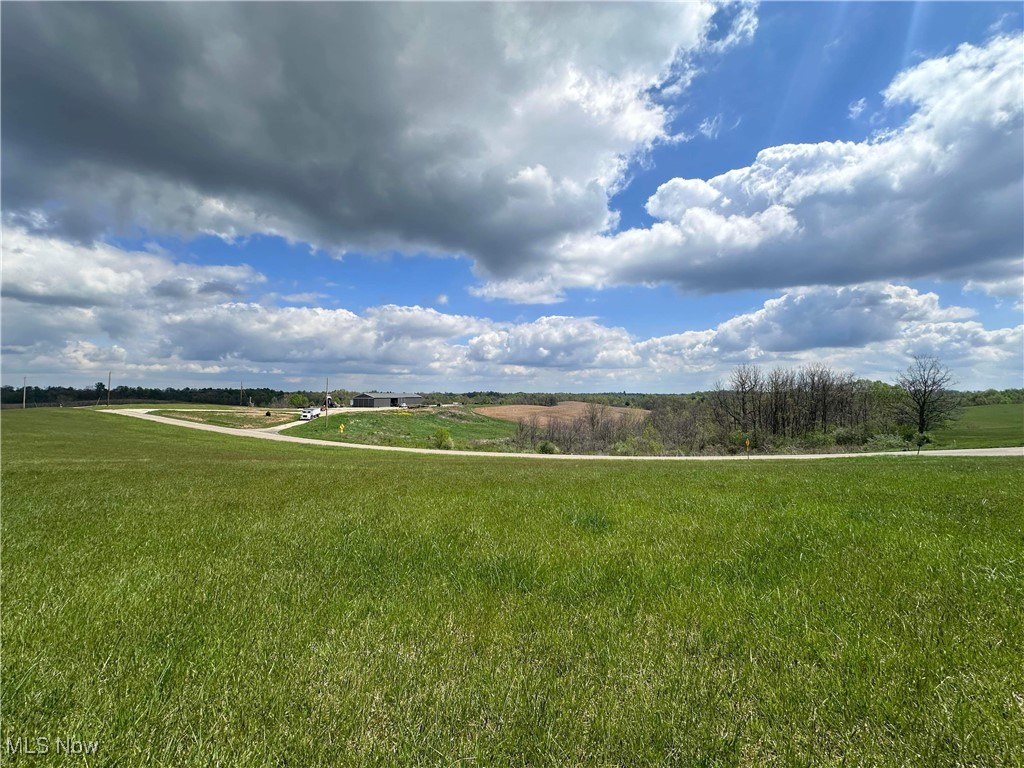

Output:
xmin=299 ymin=407 xmax=323 ymax=421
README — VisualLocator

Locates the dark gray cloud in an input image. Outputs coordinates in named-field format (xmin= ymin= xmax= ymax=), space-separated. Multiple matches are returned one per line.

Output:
xmin=1 ymin=2 xmax=730 ymax=271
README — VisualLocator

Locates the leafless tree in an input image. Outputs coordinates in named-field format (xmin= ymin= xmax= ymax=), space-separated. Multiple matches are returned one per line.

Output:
xmin=896 ymin=355 xmax=960 ymax=434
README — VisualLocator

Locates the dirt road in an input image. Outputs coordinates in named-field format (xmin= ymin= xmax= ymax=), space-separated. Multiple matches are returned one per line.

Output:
xmin=100 ymin=408 xmax=1024 ymax=461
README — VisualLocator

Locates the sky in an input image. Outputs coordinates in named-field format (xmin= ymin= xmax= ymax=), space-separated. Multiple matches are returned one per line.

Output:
xmin=2 ymin=1 xmax=1022 ymax=394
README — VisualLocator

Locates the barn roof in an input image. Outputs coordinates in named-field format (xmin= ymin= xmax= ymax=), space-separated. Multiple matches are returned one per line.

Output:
xmin=355 ymin=392 xmax=422 ymax=399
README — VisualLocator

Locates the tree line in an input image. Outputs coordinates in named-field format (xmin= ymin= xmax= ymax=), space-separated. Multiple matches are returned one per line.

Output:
xmin=1 ymin=384 xmax=288 ymax=408
xmin=511 ymin=356 xmax=999 ymax=455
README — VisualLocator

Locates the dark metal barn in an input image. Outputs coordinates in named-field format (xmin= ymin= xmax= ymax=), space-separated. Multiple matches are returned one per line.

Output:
xmin=351 ymin=392 xmax=425 ymax=408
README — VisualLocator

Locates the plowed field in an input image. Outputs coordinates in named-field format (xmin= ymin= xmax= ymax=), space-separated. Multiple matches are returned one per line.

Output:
xmin=476 ymin=400 xmax=649 ymax=427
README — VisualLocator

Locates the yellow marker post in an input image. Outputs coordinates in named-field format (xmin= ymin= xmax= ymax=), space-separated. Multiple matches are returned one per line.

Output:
xmin=745 ymin=438 xmax=750 ymax=458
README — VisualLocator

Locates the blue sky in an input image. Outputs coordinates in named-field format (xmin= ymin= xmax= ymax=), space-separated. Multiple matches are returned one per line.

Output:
xmin=2 ymin=2 xmax=1022 ymax=392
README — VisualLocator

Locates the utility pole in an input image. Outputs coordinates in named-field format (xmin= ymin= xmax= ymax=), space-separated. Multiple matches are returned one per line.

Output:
xmin=107 ymin=371 xmax=111 ymax=408
xmin=22 ymin=376 xmax=27 ymax=409
xmin=325 ymin=377 xmax=329 ymax=410
xmin=240 ymin=380 xmax=244 ymax=408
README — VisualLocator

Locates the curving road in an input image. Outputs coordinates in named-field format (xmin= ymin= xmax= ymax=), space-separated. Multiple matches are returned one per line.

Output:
xmin=100 ymin=408 xmax=1024 ymax=461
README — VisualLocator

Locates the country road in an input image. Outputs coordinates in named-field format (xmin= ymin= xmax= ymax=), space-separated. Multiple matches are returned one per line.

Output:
xmin=101 ymin=408 xmax=1024 ymax=461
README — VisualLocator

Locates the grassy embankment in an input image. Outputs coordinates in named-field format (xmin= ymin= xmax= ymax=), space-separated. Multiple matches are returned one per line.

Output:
xmin=284 ymin=407 xmax=519 ymax=451
xmin=2 ymin=408 xmax=1022 ymax=766
xmin=928 ymin=403 xmax=1024 ymax=449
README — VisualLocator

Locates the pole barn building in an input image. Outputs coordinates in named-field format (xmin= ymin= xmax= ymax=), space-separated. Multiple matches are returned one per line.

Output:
xmin=351 ymin=392 xmax=425 ymax=408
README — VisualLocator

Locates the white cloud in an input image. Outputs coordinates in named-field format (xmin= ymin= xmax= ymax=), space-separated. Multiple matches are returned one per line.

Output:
xmin=468 ymin=316 xmax=641 ymax=370
xmin=468 ymin=277 xmax=567 ymax=305
xmin=848 ymin=97 xmax=867 ymax=119
xmin=645 ymin=178 xmax=723 ymax=217
xmin=704 ymin=284 xmax=975 ymax=354
xmin=3 ymin=232 xmax=1020 ymax=392
xmin=699 ymin=113 xmax=724 ymax=139
xmin=988 ymin=12 xmax=1019 ymax=35
xmin=473 ymin=34 xmax=1023 ymax=300
xmin=1 ymin=227 xmax=262 ymax=312
xmin=0 ymin=227 xmax=267 ymax=362
xmin=964 ymin=274 xmax=1024 ymax=309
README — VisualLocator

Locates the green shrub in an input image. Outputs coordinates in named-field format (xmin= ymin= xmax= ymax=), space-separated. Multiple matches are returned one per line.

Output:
xmin=536 ymin=440 xmax=561 ymax=454
xmin=833 ymin=426 xmax=868 ymax=446
xmin=799 ymin=431 xmax=836 ymax=450
xmin=727 ymin=431 xmax=754 ymax=454
xmin=611 ymin=435 xmax=665 ymax=456
xmin=897 ymin=424 xmax=919 ymax=441
xmin=432 ymin=427 xmax=454 ymax=450
xmin=761 ymin=436 xmax=798 ymax=454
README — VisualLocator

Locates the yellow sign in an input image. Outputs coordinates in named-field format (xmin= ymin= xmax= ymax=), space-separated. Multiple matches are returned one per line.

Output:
xmin=745 ymin=438 xmax=750 ymax=449
xmin=339 ymin=423 xmax=345 ymax=433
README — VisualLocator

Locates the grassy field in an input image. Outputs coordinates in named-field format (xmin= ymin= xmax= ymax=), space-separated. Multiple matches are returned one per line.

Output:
xmin=2 ymin=409 xmax=1022 ymax=766
xmin=284 ymin=407 xmax=519 ymax=451
xmin=152 ymin=409 xmax=299 ymax=429
xmin=928 ymin=403 xmax=1024 ymax=449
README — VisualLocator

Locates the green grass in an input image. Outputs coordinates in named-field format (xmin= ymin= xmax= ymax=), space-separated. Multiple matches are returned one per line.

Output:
xmin=928 ymin=403 xmax=1024 ymax=449
xmin=152 ymin=410 xmax=299 ymax=429
xmin=283 ymin=407 xmax=519 ymax=451
xmin=2 ymin=409 xmax=1022 ymax=766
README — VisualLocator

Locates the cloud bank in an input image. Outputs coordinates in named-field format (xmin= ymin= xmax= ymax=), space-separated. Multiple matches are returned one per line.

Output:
xmin=4 ymin=230 xmax=1018 ymax=390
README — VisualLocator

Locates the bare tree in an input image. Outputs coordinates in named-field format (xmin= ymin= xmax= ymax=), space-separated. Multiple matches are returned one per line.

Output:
xmin=896 ymin=355 xmax=960 ymax=434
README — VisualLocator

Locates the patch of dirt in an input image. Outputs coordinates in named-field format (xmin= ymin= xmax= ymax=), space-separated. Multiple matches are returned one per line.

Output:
xmin=476 ymin=401 xmax=649 ymax=428
xmin=156 ymin=411 xmax=299 ymax=429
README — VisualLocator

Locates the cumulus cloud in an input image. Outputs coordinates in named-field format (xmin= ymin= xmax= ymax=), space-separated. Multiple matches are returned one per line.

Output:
xmin=1 ymin=228 xmax=262 ymax=313
xmin=474 ymin=34 xmax=1024 ymax=301
xmin=1 ymin=227 xmax=266 ymax=363
xmin=3 ymin=230 xmax=1018 ymax=390
xmin=706 ymin=284 xmax=974 ymax=354
xmin=469 ymin=316 xmax=641 ymax=370
xmin=1 ymin=2 xmax=756 ymax=273
xmin=468 ymin=277 xmax=568 ymax=305
xmin=156 ymin=303 xmax=489 ymax=375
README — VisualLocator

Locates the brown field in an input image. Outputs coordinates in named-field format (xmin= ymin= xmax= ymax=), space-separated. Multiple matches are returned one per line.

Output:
xmin=475 ymin=401 xmax=649 ymax=428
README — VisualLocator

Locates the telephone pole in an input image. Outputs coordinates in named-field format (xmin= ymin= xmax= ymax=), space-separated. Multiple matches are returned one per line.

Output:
xmin=107 ymin=371 xmax=111 ymax=407
xmin=240 ymin=380 xmax=244 ymax=407
xmin=22 ymin=376 xmax=27 ymax=409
